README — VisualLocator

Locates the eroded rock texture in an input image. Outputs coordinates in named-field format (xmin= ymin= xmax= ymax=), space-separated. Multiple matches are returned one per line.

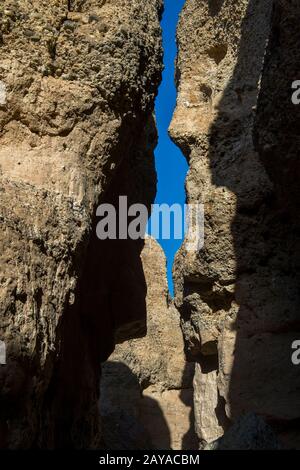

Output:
xmin=100 ymin=237 xmax=197 ymax=450
xmin=170 ymin=0 xmax=300 ymax=448
xmin=0 ymin=0 xmax=162 ymax=448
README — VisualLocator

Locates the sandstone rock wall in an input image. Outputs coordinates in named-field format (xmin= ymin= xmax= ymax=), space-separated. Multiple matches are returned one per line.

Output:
xmin=170 ymin=0 xmax=300 ymax=449
xmin=100 ymin=237 xmax=197 ymax=450
xmin=2 ymin=0 xmax=300 ymax=451
xmin=0 ymin=0 xmax=162 ymax=449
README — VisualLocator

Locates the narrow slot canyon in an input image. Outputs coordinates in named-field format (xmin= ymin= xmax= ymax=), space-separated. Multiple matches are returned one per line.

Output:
xmin=0 ymin=0 xmax=300 ymax=452
xmin=99 ymin=1 xmax=197 ymax=450
xmin=100 ymin=0 xmax=300 ymax=451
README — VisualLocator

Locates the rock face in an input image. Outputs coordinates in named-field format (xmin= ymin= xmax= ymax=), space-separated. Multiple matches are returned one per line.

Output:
xmin=100 ymin=237 xmax=197 ymax=450
xmin=170 ymin=0 xmax=300 ymax=448
xmin=0 ymin=0 xmax=162 ymax=448
xmin=2 ymin=0 xmax=300 ymax=451
xmin=205 ymin=413 xmax=281 ymax=450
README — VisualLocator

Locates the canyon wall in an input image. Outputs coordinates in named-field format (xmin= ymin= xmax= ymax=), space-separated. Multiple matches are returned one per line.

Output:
xmin=100 ymin=237 xmax=197 ymax=450
xmin=170 ymin=0 xmax=300 ymax=449
xmin=0 ymin=0 xmax=162 ymax=448
xmin=2 ymin=0 xmax=300 ymax=451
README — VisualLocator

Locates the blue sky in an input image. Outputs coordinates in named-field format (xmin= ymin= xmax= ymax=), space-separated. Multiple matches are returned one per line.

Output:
xmin=149 ymin=0 xmax=188 ymax=296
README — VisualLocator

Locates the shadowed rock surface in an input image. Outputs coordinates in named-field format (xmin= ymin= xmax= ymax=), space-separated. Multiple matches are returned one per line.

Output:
xmin=100 ymin=237 xmax=197 ymax=450
xmin=205 ymin=413 xmax=280 ymax=450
